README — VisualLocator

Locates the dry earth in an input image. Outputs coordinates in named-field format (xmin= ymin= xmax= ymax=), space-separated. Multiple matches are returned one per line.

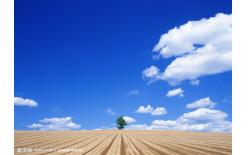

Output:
xmin=15 ymin=130 xmax=232 ymax=155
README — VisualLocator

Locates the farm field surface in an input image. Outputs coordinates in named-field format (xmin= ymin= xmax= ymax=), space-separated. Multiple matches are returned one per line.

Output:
xmin=15 ymin=130 xmax=232 ymax=155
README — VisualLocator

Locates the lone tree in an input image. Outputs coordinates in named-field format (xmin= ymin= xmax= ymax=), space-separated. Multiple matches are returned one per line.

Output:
xmin=116 ymin=116 xmax=127 ymax=130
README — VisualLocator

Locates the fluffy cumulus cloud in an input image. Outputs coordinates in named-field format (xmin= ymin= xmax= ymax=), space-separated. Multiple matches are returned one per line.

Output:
xmin=150 ymin=120 xmax=178 ymax=130
xmin=142 ymin=66 xmax=160 ymax=83
xmin=129 ymin=108 xmax=231 ymax=132
xmin=151 ymin=107 xmax=167 ymax=115
xmin=175 ymin=108 xmax=231 ymax=132
xmin=143 ymin=13 xmax=232 ymax=85
xmin=186 ymin=97 xmax=216 ymax=109
xmin=127 ymin=124 xmax=148 ymax=130
xmin=136 ymin=105 xmax=167 ymax=116
xmin=166 ymin=88 xmax=184 ymax=97
xmin=123 ymin=116 xmax=136 ymax=124
xmin=135 ymin=105 xmax=154 ymax=113
xmin=14 ymin=97 xmax=38 ymax=107
xmin=27 ymin=117 xmax=81 ymax=131
xmin=142 ymin=66 xmax=160 ymax=78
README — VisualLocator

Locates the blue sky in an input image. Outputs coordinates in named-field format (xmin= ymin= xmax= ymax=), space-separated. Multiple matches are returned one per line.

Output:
xmin=15 ymin=0 xmax=232 ymax=131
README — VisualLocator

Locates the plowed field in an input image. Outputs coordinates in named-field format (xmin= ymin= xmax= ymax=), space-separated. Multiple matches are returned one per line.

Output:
xmin=15 ymin=130 xmax=232 ymax=155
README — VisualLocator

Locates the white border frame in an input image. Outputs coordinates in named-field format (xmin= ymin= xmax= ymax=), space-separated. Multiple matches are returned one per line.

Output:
xmin=0 ymin=0 xmax=14 ymax=154
xmin=233 ymin=0 xmax=248 ymax=154
xmin=1 ymin=0 xmax=248 ymax=154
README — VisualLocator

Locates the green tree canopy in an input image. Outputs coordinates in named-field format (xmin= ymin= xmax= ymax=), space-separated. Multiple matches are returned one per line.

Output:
xmin=116 ymin=116 xmax=127 ymax=130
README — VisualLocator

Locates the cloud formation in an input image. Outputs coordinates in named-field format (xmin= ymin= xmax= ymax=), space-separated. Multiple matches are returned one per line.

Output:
xmin=142 ymin=66 xmax=160 ymax=78
xmin=27 ymin=117 xmax=81 ymax=131
xmin=14 ymin=97 xmax=38 ymax=107
xmin=129 ymin=108 xmax=231 ymax=132
xmin=143 ymin=13 xmax=232 ymax=85
xmin=166 ymin=88 xmax=184 ymax=97
xmin=186 ymin=97 xmax=216 ymax=109
xmin=142 ymin=66 xmax=160 ymax=84
xmin=135 ymin=105 xmax=154 ymax=113
xmin=123 ymin=116 xmax=136 ymax=124
xmin=151 ymin=107 xmax=167 ymax=115
xmin=190 ymin=79 xmax=200 ymax=86
xmin=136 ymin=105 xmax=167 ymax=116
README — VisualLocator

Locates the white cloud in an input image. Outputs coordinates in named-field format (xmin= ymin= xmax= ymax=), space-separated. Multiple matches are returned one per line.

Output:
xmin=186 ymin=97 xmax=216 ymax=109
xmin=151 ymin=107 xmax=167 ymax=115
xmin=178 ymin=108 xmax=227 ymax=122
xmin=129 ymin=108 xmax=231 ymax=132
xmin=149 ymin=120 xmax=178 ymax=130
xmin=126 ymin=89 xmax=140 ymax=96
xmin=127 ymin=124 xmax=148 ymax=130
xmin=153 ymin=13 xmax=232 ymax=58
xmin=159 ymin=48 xmax=231 ymax=85
xmin=14 ymin=97 xmax=38 ymax=107
xmin=166 ymin=88 xmax=184 ymax=97
xmin=144 ymin=13 xmax=232 ymax=85
xmin=142 ymin=66 xmax=160 ymax=83
xmin=27 ymin=117 xmax=81 ymax=131
xmin=190 ymin=79 xmax=200 ymax=86
xmin=27 ymin=123 xmax=43 ymax=128
xmin=135 ymin=105 xmax=154 ymax=113
xmin=106 ymin=109 xmax=116 ymax=115
xmin=173 ymin=108 xmax=232 ymax=132
xmin=152 ymin=120 xmax=177 ymax=127
xmin=136 ymin=105 xmax=167 ymax=116
xmin=123 ymin=116 xmax=136 ymax=124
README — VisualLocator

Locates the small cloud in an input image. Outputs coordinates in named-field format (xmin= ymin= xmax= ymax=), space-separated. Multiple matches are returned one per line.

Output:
xmin=136 ymin=105 xmax=167 ymax=116
xmin=14 ymin=97 xmax=38 ymax=107
xmin=135 ymin=105 xmax=154 ymax=113
xmin=106 ymin=109 xmax=116 ymax=116
xmin=166 ymin=88 xmax=184 ymax=97
xmin=151 ymin=107 xmax=167 ymax=116
xmin=123 ymin=116 xmax=136 ymax=124
xmin=186 ymin=97 xmax=216 ymax=109
xmin=152 ymin=120 xmax=177 ymax=127
xmin=142 ymin=66 xmax=160 ymax=84
xmin=27 ymin=117 xmax=81 ymax=131
xmin=126 ymin=89 xmax=140 ymax=96
xmin=190 ymin=79 xmax=200 ymax=86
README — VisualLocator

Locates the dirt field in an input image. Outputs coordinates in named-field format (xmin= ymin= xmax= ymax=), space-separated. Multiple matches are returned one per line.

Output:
xmin=15 ymin=130 xmax=232 ymax=155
